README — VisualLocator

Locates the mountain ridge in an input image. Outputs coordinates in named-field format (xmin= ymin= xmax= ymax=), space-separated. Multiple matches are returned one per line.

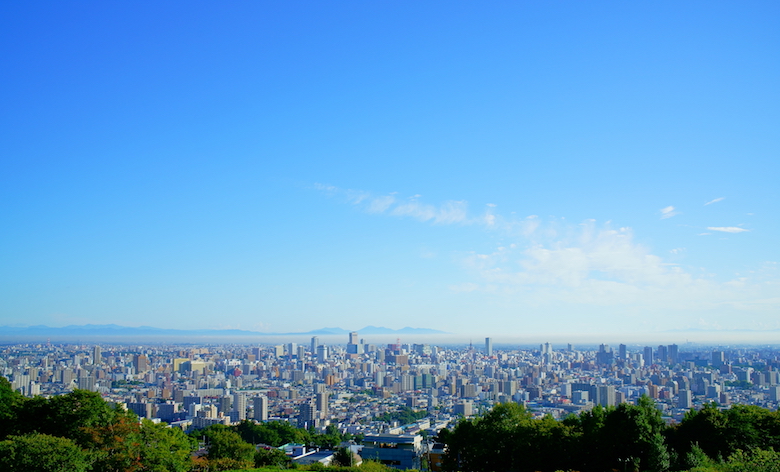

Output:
xmin=0 ymin=324 xmax=448 ymax=337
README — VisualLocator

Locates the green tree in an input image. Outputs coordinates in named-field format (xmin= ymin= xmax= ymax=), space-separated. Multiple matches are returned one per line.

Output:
xmin=15 ymin=389 xmax=135 ymax=448
xmin=136 ymin=420 xmax=194 ymax=472
xmin=442 ymin=402 xmax=534 ymax=472
xmin=254 ymin=447 xmax=290 ymax=467
xmin=725 ymin=448 xmax=780 ymax=472
xmin=204 ymin=428 xmax=255 ymax=464
xmin=599 ymin=396 xmax=669 ymax=472
xmin=0 ymin=376 xmax=25 ymax=441
xmin=0 ymin=433 xmax=91 ymax=472
xmin=333 ymin=446 xmax=356 ymax=467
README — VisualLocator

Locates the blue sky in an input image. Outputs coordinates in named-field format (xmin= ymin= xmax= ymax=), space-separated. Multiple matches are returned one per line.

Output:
xmin=1 ymin=2 xmax=778 ymax=339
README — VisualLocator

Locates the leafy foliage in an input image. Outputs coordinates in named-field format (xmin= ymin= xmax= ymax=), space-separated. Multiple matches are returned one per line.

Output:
xmin=442 ymin=396 xmax=780 ymax=472
xmin=373 ymin=406 xmax=428 ymax=425
xmin=254 ymin=447 xmax=291 ymax=467
xmin=0 ymin=433 xmax=91 ymax=472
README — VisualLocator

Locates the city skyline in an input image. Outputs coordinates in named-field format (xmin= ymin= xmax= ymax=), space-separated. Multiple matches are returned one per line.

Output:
xmin=1 ymin=3 xmax=779 ymax=338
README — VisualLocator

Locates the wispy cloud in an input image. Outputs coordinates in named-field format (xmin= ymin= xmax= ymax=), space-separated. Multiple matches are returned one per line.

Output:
xmin=315 ymin=183 xmax=475 ymax=225
xmin=660 ymin=206 xmax=679 ymax=219
xmin=315 ymin=183 xmax=778 ymax=332
xmin=705 ymin=197 xmax=725 ymax=206
xmin=707 ymin=226 xmax=749 ymax=233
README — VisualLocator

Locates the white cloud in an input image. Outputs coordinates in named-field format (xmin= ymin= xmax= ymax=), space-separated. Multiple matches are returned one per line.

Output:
xmin=660 ymin=206 xmax=679 ymax=219
xmin=367 ymin=195 xmax=395 ymax=213
xmin=705 ymin=197 xmax=725 ymax=205
xmin=456 ymin=219 xmax=779 ymax=330
xmin=316 ymin=183 xmax=780 ymax=332
xmin=707 ymin=226 xmax=749 ymax=233
xmin=391 ymin=200 xmax=469 ymax=224
xmin=316 ymin=183 xmax=472 ymax=225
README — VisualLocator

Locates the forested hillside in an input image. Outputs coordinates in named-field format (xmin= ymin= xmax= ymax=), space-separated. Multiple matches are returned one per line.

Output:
xmin=440 ymin=397 xmax=780 ymax=472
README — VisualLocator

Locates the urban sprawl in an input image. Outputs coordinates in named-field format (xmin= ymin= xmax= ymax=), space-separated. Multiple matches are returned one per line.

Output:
xmin=3 ymin=333 xmax=780 ymax=468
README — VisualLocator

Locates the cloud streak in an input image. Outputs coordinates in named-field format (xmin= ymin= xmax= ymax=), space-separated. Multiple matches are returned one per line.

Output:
xmin=315 ymin=183 xmax=778 ymax=332
xmin=707 ymin=226 xmax=749 ymax=233
xmin=705 ymin=197 xmax=725 ymax=205
xmin=316 ymin=183 xmax=477 ymax=225
xmin=660 ymin=206 xmax=679 ymax=219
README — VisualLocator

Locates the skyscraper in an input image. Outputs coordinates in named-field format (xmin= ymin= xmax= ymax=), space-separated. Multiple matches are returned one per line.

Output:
xmin=347 ymin=332 xmax=362 ymax=355
xmin=93 ymin=345 xmax=102 ymax=365
xmin=317 ymin=344 xmax=328 ymax=363
xmin=485 ymin=338 xmax=493 ymax=356
xmin=316 ymin=392 xmax=329 ymax=416
xmin=643 ymin=347 xmax=654 ymax=365
xmin=668 ymin=344 xmax=679 ymax=364
xmin=233 ymin=393 xmax=247 ymax=421
xmin=133 ymin=354 xmax=149 ymax=373
xmin=253 ymin=395 xmax=268 ymax=421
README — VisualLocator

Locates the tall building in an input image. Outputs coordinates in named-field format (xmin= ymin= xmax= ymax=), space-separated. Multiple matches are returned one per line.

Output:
xmin=219 ymin=396 xmax=232 ymax=416
xmin=658 ymin=345 xmax=669 ymax=363
xmin=595 ymin=385 xmax=616 ymax=407
xmin=133 ymin=354 xmax=149 ymax=373
xmin=712 ymin=350 xmax=725 ymax=367
xmin=347 ymin=332 xmax=362 ymax=355
xmin=485 ymin=338 xmax=493 ymax=356
xmin=668 ymin=344 xmax=679 ymax=364
xmin=298 ymin=402 xmax=316 ymax=427
xmin=311 ymin=336 xmax=319 ymax=353
xmin=317 ymin=344 xmax=328 ymax=363
xmin=678 ymin=389 xmax=693 ymax=409
xmin=233 ymin=393 xmax=247 ymax=421
xmin=92 ymin=346 xmax=102 ymax=365
xmin=253 ymin=395 xmax=268 ymax=421
xmin=618 ymin=344 xmax=627 ymax=361
xmin=316 ymin=392 xmax=329 ymax=416
xmin=643 ymin=347 xmax=654 ymax=366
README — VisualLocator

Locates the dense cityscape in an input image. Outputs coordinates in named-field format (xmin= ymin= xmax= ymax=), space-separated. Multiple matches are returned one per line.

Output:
xmin=4 ymin=332 xmax=780 ymax=467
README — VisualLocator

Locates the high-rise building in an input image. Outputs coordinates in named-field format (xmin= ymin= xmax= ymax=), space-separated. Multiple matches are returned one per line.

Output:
xmin=317 ymin=344 xmax=328 ymax=363
xmin=712 ymin=350 xmax=725 ymax=367
xmin=658 ymin=345 xmax=669 ymax=363
xmin=668 ymin=344 xmax=679 ymax=364
xmin=643 ymin=347 xmax=654 ymax=366
xmin=219 ymin=396 xmax=232 ymax=415
xmin=93 ymin=346 xmax=102 ymax=365
xmin=618 ymin=344 xmax=627 ymax=361
xmin=595 ymin=385 xmax=616 ymax=407
xmin=316 ymin=392 xmax=329 ymax=416
xmin=233 ymin=393 xmax=247 ymax=421
xmin=298 ymin=402 xmax=317 ymax=427
xmin=347 ymin=332 xmax=362 ymax=355
xmin=253 ymin=396 xmax=268 ymax=421
xmin=311 ymin=336 xmax=319 ymax=353
xmin=678 ymin=389 xmax=693 ymax=409
xmin=133 ymin=354 xmax=149 ymax=373
xmin=485 ymin=338 xmax=493 ymax=356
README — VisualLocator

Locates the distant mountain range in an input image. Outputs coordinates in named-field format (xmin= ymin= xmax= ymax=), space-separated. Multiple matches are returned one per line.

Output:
xmin=0 ymin=324 xmax=447 ymax=338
